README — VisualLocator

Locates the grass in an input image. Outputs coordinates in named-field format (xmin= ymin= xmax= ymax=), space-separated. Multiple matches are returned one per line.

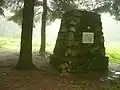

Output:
xmin=105 ymin=42 xmax=120 ymax=63
xmin=0 ymin=37 xmax=55 ymax=53
xmin=0 ymin=36 xmax=120 ymax=63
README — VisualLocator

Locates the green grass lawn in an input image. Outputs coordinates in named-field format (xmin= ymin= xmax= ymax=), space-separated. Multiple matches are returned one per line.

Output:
xmin=0 ymin=37 xmax=120 ymax=63
xmin=0 ymin=37 xmax=55 ymax=53
xmin=105 ymin=42 xmax=120 ymax=63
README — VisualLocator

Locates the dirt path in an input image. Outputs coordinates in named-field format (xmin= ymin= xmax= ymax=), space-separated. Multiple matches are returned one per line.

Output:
xmin=0 ymin=50 xmax=58 ymax=74
xmin=0 ymin=49 xmax=120 ymax=89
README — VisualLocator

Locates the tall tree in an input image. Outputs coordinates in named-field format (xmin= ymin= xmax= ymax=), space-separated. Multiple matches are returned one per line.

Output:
xmin=39 ymin=0 xmax=47 ymax=55
xmin=16 ymin=0 xmax=36 ymax=69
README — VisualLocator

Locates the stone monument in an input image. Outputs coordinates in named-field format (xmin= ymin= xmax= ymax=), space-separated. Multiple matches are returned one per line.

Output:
xmin=50 ymin=10 xmax=109 ymax=73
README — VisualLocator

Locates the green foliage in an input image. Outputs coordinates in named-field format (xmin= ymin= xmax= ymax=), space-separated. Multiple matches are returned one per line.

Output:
xmin=0 ymin=0 xmax=5 ymax=16
xmin=5 ymin=0 xmax=42 ymax=25
xmin=93 ymin=0 xmax=120 ymax=21
xmin=8 ymin=7 xmax=40 ymax=27
xmin=0 ymin=40 xmax=6 ymax=49
xmin=7 ymin=0 xmax=106 ymax=26
xmin=108 ymin=52 xmax=120 ymax=63
xmin=47 ymin=0 xmax=78 ymax=23
xmin=7 ymin=0 xmax=120 ymax=25
xmin=7 ymin=0 xmax=43 ymax=27
xmin=109 ymin=0 xmax=120 ymax=21
xmin=8 ymin=8 xmax=23 ymax=26
xmin=105 ymin=43 xmax=120 ymax=63
xmin=6 ymin=0 xmax=24 ymax=10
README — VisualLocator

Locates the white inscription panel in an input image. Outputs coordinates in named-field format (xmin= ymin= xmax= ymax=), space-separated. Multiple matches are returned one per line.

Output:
xmin=82 ymin=32 xmax=94 ymax=43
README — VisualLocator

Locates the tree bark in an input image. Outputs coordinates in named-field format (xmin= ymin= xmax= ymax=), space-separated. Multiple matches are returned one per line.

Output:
xmin=16 ymin=0 xmax=36 ymax=69
xmin=39 ymin=0 xmax=47 ymax=55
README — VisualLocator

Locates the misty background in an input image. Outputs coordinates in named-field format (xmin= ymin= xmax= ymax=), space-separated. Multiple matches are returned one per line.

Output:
xmin=0 ymin=11 xmax=120 ymax=45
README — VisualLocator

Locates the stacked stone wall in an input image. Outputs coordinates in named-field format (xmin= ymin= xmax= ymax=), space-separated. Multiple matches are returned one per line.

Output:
xmin=50 ymin=10 xmax=109 ymax=73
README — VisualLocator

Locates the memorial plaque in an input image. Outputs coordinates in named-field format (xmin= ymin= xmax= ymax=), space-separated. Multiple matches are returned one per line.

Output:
xmin=82 ymin=32 xmax=94 ymax=43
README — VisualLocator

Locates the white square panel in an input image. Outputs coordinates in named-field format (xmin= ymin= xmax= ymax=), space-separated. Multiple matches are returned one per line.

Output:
xmin=82 ymin=32 xmax=94 ymax=43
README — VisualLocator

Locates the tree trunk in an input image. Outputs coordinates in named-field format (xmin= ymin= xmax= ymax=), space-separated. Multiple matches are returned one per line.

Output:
xmin=39 ymin=0 xmax=47 ymax=55
xmin=16 ymin=0 xmax=36 ymax=69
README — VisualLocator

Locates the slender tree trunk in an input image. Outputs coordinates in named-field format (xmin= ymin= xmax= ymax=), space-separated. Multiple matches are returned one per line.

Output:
xmin=39 ymin=0 xmax=47 ymax=55
xmin=16 ymin=0 xmax=36 ymax=69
